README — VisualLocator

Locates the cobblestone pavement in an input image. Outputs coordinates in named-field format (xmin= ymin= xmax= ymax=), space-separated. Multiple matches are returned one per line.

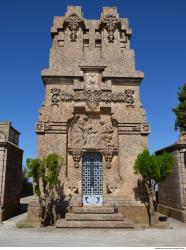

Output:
xmin=0 ymin=197 xmax=186 ymax=247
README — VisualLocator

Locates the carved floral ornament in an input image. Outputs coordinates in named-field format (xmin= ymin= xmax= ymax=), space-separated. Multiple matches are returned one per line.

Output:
xmin=63 ymin=13 xmax=85 ymax=41
xmin=51 ymin=88 xmax=135 ymax=111
xmin=100 ymin=14 xmax=121 ymax=42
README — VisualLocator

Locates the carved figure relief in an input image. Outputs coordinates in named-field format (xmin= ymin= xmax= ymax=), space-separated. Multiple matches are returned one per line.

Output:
xmin=70 ymin=115 xmax=117 ymax=149
xmin=100 ymin=14 xmax=121 ymax=42
xmin=99 ymin=120 xmax=114 ymax=147
xmin=70 ymin=114 xmax=89 ymax=148
xmin=63 ymin=13 xmax=85 ymax=41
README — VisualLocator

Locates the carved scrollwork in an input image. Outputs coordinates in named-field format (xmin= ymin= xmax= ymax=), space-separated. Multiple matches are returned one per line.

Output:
xmin=51 ymin=88 xmax=135 ymax=110
xmin=64 ymin=13 xmax=85 ymax=41
xmin=100 ymin=14 xmax=121 ymax=42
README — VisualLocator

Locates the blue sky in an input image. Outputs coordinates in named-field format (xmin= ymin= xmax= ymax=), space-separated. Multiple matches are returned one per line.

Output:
xmin=0 ymin=0 xmax=186 ymax=164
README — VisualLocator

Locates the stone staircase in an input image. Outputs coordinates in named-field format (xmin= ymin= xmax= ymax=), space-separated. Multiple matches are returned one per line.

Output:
xmin=56 ymin=206 xmax=134 ymax=228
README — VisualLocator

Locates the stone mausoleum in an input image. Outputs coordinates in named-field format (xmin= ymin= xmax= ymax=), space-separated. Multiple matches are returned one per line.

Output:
xmin=156 ymin=134 xmax=186 ymax=223
xmin=0 ymin=122 xmax=23 ymax=222
xmin=33 ymin=6 xmax=150 ymax=227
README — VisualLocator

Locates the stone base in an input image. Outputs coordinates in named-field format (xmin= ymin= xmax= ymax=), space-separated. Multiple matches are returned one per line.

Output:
xmin=27 ymin=196 xmax=41 ymax=226
xmin=158 ymin=204 xmax=186 ymax=223
xmin=56 ymin=206 xmax=134 ymax=228
xmin=56 ymin=219 xmax=134 ymax=228
xmin=119 ymin=206 xmax=149 ymax=224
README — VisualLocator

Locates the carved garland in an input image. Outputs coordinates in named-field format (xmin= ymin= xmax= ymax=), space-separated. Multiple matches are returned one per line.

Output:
xmin=51 ymin=88 xmax=135 ymax=110
xmin=100 ymin=14 xmax=121 ymax=42
xmin=63 ymin=13 xmax=85 ymax=41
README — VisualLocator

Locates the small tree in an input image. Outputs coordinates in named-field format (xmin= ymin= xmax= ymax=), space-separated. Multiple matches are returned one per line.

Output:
xmin=26 ymin=154 xmax=64 ymax=226
xmin=172 ymin=83 xmax=186 ymax=132
xmin=134 ymin=149 xmax=174 ymax=226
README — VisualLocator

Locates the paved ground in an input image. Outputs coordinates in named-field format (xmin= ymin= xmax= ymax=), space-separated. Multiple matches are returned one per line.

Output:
xmin=0 ymin=197 xmax=186 ymax=247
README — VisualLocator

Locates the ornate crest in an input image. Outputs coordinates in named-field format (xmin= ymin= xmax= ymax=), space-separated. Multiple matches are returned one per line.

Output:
xmin=64 ymin=13 xmax=84 ymax=41
xmin=85 ymin=72 xmax=99 ymax=89
xmin=100 ymin=14 xmax=121 ymax=42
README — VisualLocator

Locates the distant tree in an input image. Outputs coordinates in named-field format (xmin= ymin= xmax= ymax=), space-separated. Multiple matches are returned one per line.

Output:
xmin=134 ymin=149 xmax=174 ymax=226
xmin=173 ymin=83 xmax=186 ymax=132
xmin=26 ymin=154 xmax=64 ymax=226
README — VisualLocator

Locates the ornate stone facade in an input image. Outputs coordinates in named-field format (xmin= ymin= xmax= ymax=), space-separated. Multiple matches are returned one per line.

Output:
xmin=34 ymin=6 xmax=150 ymax=226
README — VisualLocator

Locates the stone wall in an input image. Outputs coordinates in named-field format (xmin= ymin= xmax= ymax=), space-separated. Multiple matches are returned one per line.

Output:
xmin=156 ymin=136 xmax=186 ymax=222
xmin=0 ymin=122 xmax=23 ymax=222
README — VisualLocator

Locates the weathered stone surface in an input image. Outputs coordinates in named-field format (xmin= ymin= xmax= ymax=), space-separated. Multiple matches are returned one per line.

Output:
xmin=65 ymin=212 xmax=124 ymax=221
xmin=29 ymin=5 xmax=151 ymax=226
xmin=156 ymin=139 xmax=186 ymax=223
xmin=69 ymin=206 xmax=115 ymax=214
xmin=56 ymin=219 xmax=134 ymax=228
xmin=0 ymin=122 xmax=23 ymax=222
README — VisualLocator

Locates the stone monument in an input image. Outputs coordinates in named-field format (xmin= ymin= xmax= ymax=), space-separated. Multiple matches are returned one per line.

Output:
xmin=32 ymin=6 xmax=150 ymax=227
xmin=0 ymin=122 xmax=23 ymax=222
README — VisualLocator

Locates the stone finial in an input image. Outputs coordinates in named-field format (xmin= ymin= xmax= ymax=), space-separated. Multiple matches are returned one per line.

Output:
xmin=101 ymin=7 xmax=119 ymax=19
xmin=65 ymin=6 xmax=83 ymax=18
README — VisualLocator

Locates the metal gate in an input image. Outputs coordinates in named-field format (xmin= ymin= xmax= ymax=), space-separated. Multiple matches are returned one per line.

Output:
xmin=82 ymin=152 xmax=103 ymax=206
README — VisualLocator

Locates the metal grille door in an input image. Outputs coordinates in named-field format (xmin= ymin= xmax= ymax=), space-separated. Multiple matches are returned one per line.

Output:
xmin=82 ymin=152 xmax=103 ymax=206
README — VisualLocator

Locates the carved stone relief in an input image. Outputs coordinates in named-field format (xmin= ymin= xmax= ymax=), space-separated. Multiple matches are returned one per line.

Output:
xmin=85 ymin=72 xmax=99 ymax=89
xmin=69 ymin=114 xmax=118 ymax=168
xmin=63 ymin=13 xmax=85 ymax=41
xmin=51 ymin=88 xmax=135 ymax=111
xmin=100 ymin=14 xmax=121 ymax=42
xmin=101 ymin=148 xmax=115 ymax=169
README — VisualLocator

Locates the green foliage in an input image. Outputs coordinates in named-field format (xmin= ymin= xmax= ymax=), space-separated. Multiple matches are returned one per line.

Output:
xmin=26 ymin=154 xmax=63 ymax=197
xmin=173 ymin=83 xmax=186 ymax=132
xmin=134 ymin=149 xmax=174 ymax=188
xmin=26 ymin=154 xmax=64 ymax=226
xmin=134 ymin=149 xmax=174 ymax=226
xmin=156 ymin=152 xmax=174 ymax=182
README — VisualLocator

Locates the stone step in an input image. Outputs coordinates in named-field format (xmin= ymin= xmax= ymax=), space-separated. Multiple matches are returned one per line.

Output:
xmin=69 ymin=206 xmax=116 ymax=214
xmin=56 ymin=219 xmax=134 ymax=228
xmin=65 ymin=212 xmax=124 ymax=221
